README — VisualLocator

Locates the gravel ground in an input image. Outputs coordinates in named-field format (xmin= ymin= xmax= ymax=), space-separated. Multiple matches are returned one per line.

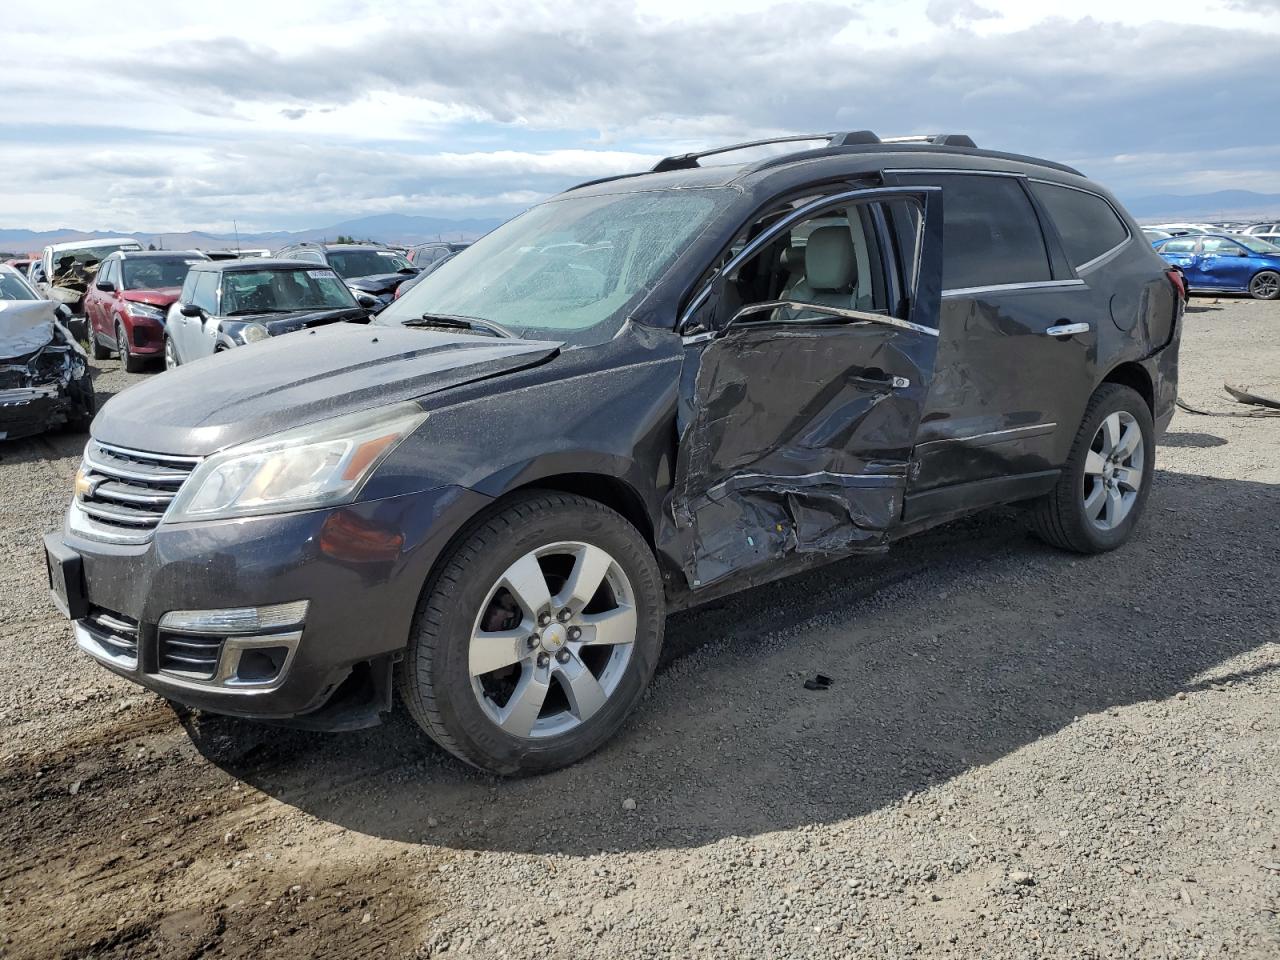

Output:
xmin=1 ymin=297 xmax=1278 ymax=959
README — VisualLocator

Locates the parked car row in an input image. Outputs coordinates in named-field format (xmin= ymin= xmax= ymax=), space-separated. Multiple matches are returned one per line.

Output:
xmin=41 ymin=130 xmax=1185 ymax=775
xmin=1153 ymin=233 xmax=1280 ymax=299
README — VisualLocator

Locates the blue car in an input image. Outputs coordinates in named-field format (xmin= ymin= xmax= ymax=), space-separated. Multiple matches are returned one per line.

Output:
xmin=1153 ymin=233 xmax=1280 ymax=300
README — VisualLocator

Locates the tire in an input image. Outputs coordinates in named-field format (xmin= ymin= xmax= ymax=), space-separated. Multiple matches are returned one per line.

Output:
xmin=64 ymin=372 xmax=96 ymax=432
xmin=1248 ymin=270 xmax=1280 ymax=301
xmin=116 ymin=319 xmax=147 ymax=373
xmin=163 ymin=334 xmax=179 ymax=370
xmin=1030 ymin=383 xmax=1154 ymax=553
xmin=398 ymin=491 xmax=665 ymax=775
xmin=91 ymin=330 xmax=111 ymax=360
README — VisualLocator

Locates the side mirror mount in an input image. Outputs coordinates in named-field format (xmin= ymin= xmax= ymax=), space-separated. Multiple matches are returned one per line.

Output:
xmin=179 ymin=303 xmax=204 ymax=318
xmin=95 ymin=280 xmax=115 ymax=292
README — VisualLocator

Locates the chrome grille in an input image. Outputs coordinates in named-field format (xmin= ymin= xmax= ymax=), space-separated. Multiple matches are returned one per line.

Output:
xmin=74 ymin=441 xmax=200 ymax=543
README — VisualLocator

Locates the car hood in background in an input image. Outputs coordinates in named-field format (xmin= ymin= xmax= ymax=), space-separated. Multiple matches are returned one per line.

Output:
xmin=121 ymin=287 xmax=181 ymax=307
xmin=227 ymin=305 xmax=369 ymax=335
xmin=91 ymin=323 xmax=562 ymax=455
xmin=346 ymin=272 xmax=414 ymax=296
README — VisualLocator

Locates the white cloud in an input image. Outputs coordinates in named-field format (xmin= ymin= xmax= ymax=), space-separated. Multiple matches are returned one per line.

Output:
xmin=0 ymin=0 xmax=1277 ymax=231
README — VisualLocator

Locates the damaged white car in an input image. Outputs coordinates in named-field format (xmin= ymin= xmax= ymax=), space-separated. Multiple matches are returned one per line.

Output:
xmin=0 ymin=269 xmax=95 ymax=440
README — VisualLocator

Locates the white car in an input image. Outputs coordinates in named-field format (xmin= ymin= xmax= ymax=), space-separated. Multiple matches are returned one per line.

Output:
xmin=38 ymin=237 xmax=144 ymax=336
xmin=1242 ymin=222 xmax=1280 ymax=236
xmin=1149 ymin=223 xmax=1215 ymax=236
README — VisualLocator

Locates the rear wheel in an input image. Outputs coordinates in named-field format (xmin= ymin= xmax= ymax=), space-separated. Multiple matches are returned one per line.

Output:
xmin=116 ymin=319 xmax=147 ymax=373
xmin=1030 ymin=383 xmax=1154 ymax=553
xmin=398 ymin=491 xmax=665 ymax=775
xmin=1249 ymin=270 xmax=1280 ymax=301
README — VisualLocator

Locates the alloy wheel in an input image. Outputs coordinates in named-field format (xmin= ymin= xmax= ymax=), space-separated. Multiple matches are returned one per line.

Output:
xmin=164 ymin=336 xmax=177 ymax=370
xmin=468 ymin=541 xmax=637 ymax=739
xmin=115 ymin=321 xmax=129 ymax=363
xmin=1083 ymin=410 xmax=1144 ymax=531
xmin=1249 ymin=271 xmax=1279 ymax=300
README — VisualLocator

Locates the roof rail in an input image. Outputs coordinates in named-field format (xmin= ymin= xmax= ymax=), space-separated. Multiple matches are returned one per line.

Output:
xmin=649 ymin=131 xmax=980 ymax=172
xmin=881 ymin=133 xmax=978 ymax=148
xmin=651 ymin=133 xmax=848 ymax=172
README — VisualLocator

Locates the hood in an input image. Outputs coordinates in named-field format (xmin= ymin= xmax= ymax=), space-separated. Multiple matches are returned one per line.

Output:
xmin=0 ymin=300 xmax=57 ymax=357
xmin=346 ymin=273 xmax=412 ymax=295
xmin=262 ymin=306 xmax=368 ymax=335
xmin=92 ymin=322 xmax=562 ymax=455
xmin=121 ymin=287 xmax=181 ymax=307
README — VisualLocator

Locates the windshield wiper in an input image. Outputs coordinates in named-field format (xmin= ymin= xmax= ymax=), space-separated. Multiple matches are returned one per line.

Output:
xmin=225 ymin=307 xmax=293 ymax=316
xmin=400 ymin=313 xmax=514 ymax=338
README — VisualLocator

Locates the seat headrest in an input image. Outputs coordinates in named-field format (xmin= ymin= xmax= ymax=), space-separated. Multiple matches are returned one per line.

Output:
xmin=804 ymin=226 xmax=856 ymax=292
xmin=780 ymin=245 xmax=806 ymax=274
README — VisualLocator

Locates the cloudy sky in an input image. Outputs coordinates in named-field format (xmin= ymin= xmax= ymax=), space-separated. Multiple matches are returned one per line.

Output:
xmin=2 ymin=0 xmax=1277 ymax=232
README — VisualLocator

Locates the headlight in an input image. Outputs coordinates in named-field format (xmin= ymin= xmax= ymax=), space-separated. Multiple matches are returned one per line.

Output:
xmin=240 ymin=322 xmax=269 ymax=343
xmin=166 ymin=402 xmax=427 ymax=523
xmin=125 ymin=302 xmax=166 ymax=321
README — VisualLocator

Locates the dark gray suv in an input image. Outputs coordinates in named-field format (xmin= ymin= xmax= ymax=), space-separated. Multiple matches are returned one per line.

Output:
xmin=45 ymin=131 xmax=1182 ymax=775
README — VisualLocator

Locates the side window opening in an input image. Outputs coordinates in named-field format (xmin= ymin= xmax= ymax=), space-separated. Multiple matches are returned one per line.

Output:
xmin=1029 ymin=181 xmax=1130 ymax=270
xmin=725 ymin=201 xmax=893 ymax=324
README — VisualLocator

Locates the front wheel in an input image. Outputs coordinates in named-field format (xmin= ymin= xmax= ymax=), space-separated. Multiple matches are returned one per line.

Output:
xmin=163 ymin=334 xmax=179 ymax=370
xmin=1249 ymin=270 xmax=1280 ymax=301
xmin=1030 ymin=383 xmax=1154 ymax=553
xmin=398 ymin=491 xmax=665 ymax=775
xmin=116 ymin=320 xmax=147 ymax=373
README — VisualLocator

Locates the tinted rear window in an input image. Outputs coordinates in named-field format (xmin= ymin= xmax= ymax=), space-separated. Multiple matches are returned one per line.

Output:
xmin=1030 ymin=182 xmax=1130 ymax=269
xmin=899 ymin=174 xmax=1051 ymax=290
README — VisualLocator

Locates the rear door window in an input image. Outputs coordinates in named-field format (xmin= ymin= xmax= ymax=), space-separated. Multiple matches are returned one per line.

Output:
xmin=899 ymin=173 xmax=1050 ymax=290
xmin=1029 ymin=181 xmax=1130 ymax=270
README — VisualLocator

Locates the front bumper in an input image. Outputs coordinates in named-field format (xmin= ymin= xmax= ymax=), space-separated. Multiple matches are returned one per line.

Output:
xmin=48 ymin=484 xmax=491 ymax=723
xmin=1 ymin=387 xmax=74 ymax=440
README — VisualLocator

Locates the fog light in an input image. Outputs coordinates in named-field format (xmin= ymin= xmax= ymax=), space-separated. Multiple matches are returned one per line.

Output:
xmin=159 ymin=600 xmax=308 ymax=635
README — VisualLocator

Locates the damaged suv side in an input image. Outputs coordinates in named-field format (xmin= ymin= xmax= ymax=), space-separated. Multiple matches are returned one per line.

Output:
xmin=46 ymin=132 xmax=1181 ymax=774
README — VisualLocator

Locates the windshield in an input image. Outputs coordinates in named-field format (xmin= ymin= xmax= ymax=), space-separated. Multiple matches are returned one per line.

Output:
xmin=326 ymin=249 xmax=412 ymax=278
xmin=379 ymin=188 xmax=727 ymax=346
xmin=1236 ymin=235 xmax=1280 ymax=254
xmin=122 ymin=256 xmax=200 ymax=290
xmin=219 ymin=268 xmax=357 ymax=314
xmin=0 ymin=272 xmax=38 ymax=300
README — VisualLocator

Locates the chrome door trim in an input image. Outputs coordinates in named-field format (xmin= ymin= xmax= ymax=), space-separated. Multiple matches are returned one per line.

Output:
xmin=915 ymin=422 xmax=1058 ymax=448
xmin=727 ymin=300 xmax=939 ymax=337
xmin=942 ymin=279 xmax=1086 ymax=298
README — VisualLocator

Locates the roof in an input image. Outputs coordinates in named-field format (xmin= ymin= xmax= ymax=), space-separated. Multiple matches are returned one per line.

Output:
xmin=564 ymin=131 xmax=1093 ymax=200
xmin=104 ymin=249 xmax=208 ymax=260
xmin=44 ymin=237 xmax=141 ymax=253
xmin=189 ymin=258 xmax=332 ymax=272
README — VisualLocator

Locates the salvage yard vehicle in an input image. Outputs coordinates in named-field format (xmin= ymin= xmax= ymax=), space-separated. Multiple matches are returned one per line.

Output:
xmin=162 ymin=259 xmax=371 ymax=367
xmin=83 ymin=250 xmax=210 ymax=371
xmin=1154 ymin=233 xmax=1280 ymax=300
xmin=45 ymin=131 xmax=1182 ymax=775
xmin=1 ymin=280 xmax=94 ymax=440
xmin=38 ymin=238 xmax=143 ymax=337
xmin=274 ymin=241 xmax=419 ymax=311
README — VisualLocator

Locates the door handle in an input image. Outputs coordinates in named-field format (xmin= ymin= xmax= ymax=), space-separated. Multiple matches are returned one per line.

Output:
xmin=1045 ymin=322 xmax=1090 ymax=337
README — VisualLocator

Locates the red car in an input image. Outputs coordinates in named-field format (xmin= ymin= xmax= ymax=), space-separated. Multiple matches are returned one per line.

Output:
xmin=83 ymin=250 xmax=208 ymax=371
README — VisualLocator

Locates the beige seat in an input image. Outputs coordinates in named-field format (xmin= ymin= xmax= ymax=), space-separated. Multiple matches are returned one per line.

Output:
xmin=776 ymin=225 xmax=857 ymax=320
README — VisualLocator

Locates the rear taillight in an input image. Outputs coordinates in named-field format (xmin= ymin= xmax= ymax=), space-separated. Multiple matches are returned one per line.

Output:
xmin=1166 ymin=268 xmax=1187 ymax=301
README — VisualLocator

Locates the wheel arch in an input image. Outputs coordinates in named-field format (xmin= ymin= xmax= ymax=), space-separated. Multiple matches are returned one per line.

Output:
xmin=1098 ymin=361 xmax=1154 ymax=415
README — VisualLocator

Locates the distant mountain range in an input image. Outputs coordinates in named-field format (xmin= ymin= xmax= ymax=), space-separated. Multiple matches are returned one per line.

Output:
xmin=4 ymin=191 xmax=1280 ymax=255
xmin=1122 ymin=190 xmax=1280 ymax=223
xmin=0 ymin=213 xmax=507 ymax=255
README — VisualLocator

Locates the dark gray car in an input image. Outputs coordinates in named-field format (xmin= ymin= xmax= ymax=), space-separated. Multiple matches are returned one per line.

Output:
xmin=46 ymin=131 xmax=1182 ymax=775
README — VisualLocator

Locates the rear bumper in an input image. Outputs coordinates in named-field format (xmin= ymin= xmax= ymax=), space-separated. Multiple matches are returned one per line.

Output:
xmin=52 ymin=483 xmax=491 ymax=725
